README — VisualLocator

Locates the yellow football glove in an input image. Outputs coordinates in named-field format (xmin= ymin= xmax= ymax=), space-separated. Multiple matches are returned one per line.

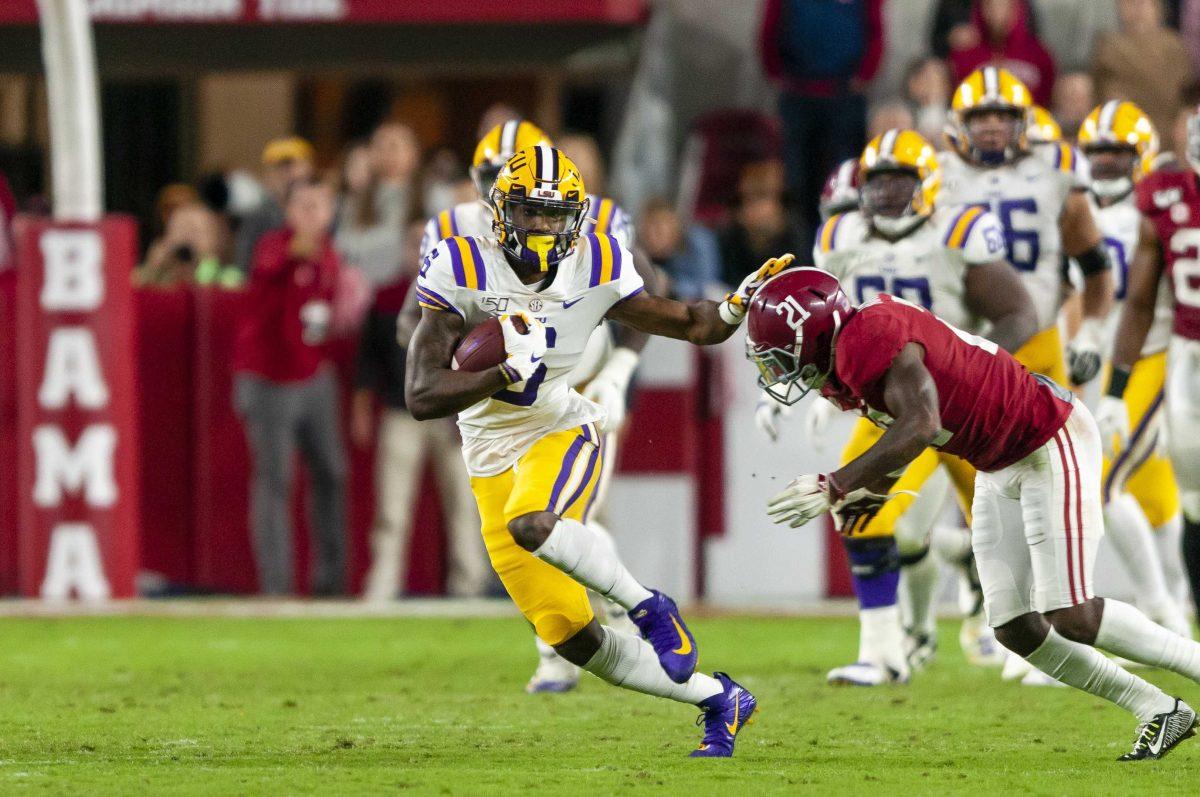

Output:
xmin=718 ymin=253 xmax=795 ymax=325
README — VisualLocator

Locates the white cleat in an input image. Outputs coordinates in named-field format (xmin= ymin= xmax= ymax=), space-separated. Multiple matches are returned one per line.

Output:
xmin=1001 ymin=651 xmax=1034 ymax=682
xmin=827 ymin=661 xmax=910 ymax=686
xmin=904 ymin=628 xmax=938 ymax=672
xmin=525 ymin=639 xmax=580 ymax=694
xmin=960 ymin=612 xmax=1007 ymax=667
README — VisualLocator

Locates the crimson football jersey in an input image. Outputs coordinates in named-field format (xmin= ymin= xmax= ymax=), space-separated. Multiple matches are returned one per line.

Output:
xmin=1136 ymin=168 xmax=1200 ymax=341
xmin=822 ymin=295 xmax=1073 ymax=472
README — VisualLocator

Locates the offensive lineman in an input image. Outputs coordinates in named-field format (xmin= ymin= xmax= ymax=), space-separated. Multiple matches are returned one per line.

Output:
xmin=938 ymin=67 xmax=1114 ymax=391
xmin=749 ymin=268 xmax=1200 ymax=760
xmin=1077 ymin=101 xmax=1192 ymax=638
xmin=1104 ymin=104 xmax=1200 ymax=628
xmin=406 ymin=144 xmax=786 ymax=755
xmin=795 ymin=129 xmax=1037 ymax=685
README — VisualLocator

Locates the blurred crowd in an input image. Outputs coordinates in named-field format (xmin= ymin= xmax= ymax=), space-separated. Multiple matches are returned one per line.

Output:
xmin=3 ymin=0 xmax=1193 ymax=599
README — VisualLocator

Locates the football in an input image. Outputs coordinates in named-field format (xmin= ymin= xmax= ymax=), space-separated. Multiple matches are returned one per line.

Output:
xmin=452 ymin=315 xmax=523 ymax=371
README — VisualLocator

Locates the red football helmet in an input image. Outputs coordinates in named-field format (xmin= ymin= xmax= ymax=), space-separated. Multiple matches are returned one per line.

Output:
xmin=819 ymin=158 xmax=861 ymax=220
xmin=746 ymin=267 xmax=853 ymax=404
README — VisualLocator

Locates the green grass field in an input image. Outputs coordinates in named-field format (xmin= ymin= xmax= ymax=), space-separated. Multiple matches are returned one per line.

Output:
xmin=0 ymin=613 xmax=1196 ymax=795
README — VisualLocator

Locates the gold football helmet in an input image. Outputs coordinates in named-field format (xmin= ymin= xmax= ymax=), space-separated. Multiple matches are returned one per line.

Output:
xmin=491 ymin=144 xmax=589 ymax=271
xmin=470 ymin=120 xmax=553 ymax=200
xmin=948 ymin=66 xmax=1033 ymax=166
xmin=1027 ymin=106 xmax=1062 ymax=145
xmin=859 ymin=129 xmax=940 ymax=237
xmin=1078 ymin=100 xmax=1159 ymax=200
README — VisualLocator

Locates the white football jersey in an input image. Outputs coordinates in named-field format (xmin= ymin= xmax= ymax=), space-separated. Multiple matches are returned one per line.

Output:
xmin=1090 ymin=192 xmax=1173 ymax=358
xmin=812 ymin=203 xmax=1007 ymax=333
xmin=419 ymin=194 xmax=635 ymax=388
xmin=416 ymin=233 xmax=643 ymax=476
xmin=938 ymin=143 xmax=1088 ymax=331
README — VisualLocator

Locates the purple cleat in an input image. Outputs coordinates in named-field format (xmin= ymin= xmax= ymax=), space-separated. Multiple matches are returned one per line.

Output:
xmin=629 ymin=589 xmax=698 ymax=683
xmin=690 ymin=672 xmax=758 ymax=758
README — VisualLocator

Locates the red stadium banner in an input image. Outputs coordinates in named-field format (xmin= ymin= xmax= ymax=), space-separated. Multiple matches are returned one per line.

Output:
xmin=14 ymin=215 xmax=140 ymax=599
xmin=0 ymin=1 xmax=644 ymax=25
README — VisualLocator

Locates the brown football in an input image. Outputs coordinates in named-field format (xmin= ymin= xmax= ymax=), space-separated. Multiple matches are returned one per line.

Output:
xmin=452 ymin=316 xmax=525 ymax=372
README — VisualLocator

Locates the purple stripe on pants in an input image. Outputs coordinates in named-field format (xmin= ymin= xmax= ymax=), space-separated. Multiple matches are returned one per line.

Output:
xmin=546 ymin=432 xmax=587 ymax=512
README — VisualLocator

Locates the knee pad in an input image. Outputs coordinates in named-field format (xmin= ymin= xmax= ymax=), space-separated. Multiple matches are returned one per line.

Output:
xmin=843 ymin=536 xmax=901 ymax=579
xmin=1181 ymin=492 xmax=1200 ymax=523
xmin=534 ymin=611 xmax=588 ymax=647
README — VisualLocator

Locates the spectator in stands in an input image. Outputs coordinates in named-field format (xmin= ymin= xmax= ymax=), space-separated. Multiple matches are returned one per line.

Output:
xmin=421 ymin=148 xmax=467 ymax=217
xmin=867 ymin=101 xmax=916 ymax=139
xmin=370 ymin=122 xmax=419 ymax=274
xmin=137 ymin=202 xmax=241 ymax=288
xmin=559 ymin=132 xmax=609 ymax=196
xmin=334 ymin=140 xmax=403 ymax=288
xmin=353 ymin=219 xmax=489 ymax=602
xmin=234 ymin=136 xmax=315 ymax=273
xmin=759 ymin=0 xmax=883 ymax=252
xmin=717 ymin=160 xmax=804 ymax=290
xmin=234 ymin=177 xmax=348 ymax=597
xmin=1093 ymin=0 xmax=1195 ymax=149
xmin=477 ymin=102 xmax=521 ymax=139
xmin=638 ymin=197 xmax=722 ymax=300
xmin=904 ymin=56 xmax=954 ymax=142
xmin=949 ymin=0 xmax=1055 ymax=106
xmin=1051 ymin=72 xmax=1096 ymax=141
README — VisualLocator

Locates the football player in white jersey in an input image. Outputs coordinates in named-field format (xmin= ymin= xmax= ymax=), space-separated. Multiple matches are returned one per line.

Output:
xmin=798 ymin=129 xmax=1036 ymax=685
xmin=939 ymin=67 xmax=1114 ymax=391
xmin=406 ymin=144 xmax=786 ymax=756
xmin=400 ymin=120 xmax=662 ymax=693
xmin=1080 ymin=102 xmax=1192 ymax=636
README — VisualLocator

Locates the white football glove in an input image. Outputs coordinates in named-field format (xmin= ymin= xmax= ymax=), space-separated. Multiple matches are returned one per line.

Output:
xmin=804 ymin=397 xmax=838 ymax=451
xmin=1095 ymin=394 xmax=1130 ymax=459
xmin=1067 ymin=317 xmax=1104 ymax=386
xmin=498 ymin=313 xmax=548 ymax=383
xmin=767 ymin=474 xmax=834 ymax=529
xmin=755 ymin=391 xmax=793 ymax=442
xmin=718 ymin=253 xmax=795 ymax=325
xmin=582 ymin=347 xmax=639 ymax=432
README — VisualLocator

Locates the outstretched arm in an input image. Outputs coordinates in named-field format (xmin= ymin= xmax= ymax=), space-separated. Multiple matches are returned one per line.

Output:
xmin=403 ymin=309 xmax=509 ymax=421
xmin=605 ymin=290 xmax=737 ymax=345
xmin=606 ymin=252 xmax=795 ymax=345
xmin=963 ymin=259 xmax=1038 ymax=354
xmin=607 ymin=245 xmax=665 ymax=352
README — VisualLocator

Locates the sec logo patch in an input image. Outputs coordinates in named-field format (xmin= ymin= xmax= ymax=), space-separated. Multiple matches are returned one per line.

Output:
xmin=529 ymin=298 xmax=543 ymax=312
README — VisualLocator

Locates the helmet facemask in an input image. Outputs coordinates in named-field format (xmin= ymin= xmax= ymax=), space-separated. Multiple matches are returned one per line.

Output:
xmin=1084 ymin=145 xmax=1137 ymax=201
xmin=493 ymin=189 xmax=589 ymax=272
xmin=747 ymin=326 xmax=837 ymax=406
xmin=962 ymin=107 xmax=1027 ymax=166
xmin=471 ymin=162 xmax=503 ymax=205
xmin=862 ymin=169 xmax=926 ymax=238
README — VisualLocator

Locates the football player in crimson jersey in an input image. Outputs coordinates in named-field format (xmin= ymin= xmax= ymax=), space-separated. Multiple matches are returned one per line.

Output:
xmin=747 ymin=268 xmax=1200 ymax=760
xmin=1078 ymin=102 xmax=1192 ymax=640
xmin=1105 ymin=105 xmax=1200 ymax=625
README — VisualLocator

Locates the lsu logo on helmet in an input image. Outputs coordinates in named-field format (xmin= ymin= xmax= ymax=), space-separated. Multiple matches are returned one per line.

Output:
xmin=491 ymin=144 xmax=590 ymax=272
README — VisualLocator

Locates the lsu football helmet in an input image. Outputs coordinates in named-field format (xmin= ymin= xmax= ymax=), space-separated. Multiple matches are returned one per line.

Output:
xmin=491 ymin=144 xmax=590 ymax=271
xmin=820 ymin=158 xmax=861 ymax=220
xmin=1027 ymin=105 xmax=1062 ymax=144
xmin=948 ymin=66 xmax=1033 ymax=166
xmin=858 ymin=129 xmax=940 ymax=238
xmin=746 ymin=267 xmax=853 ymax=405
xmin=471 ymin=119 xmax=553 ymax=201
xmin=1078 ymin=100 xmax=1160 ymax=200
